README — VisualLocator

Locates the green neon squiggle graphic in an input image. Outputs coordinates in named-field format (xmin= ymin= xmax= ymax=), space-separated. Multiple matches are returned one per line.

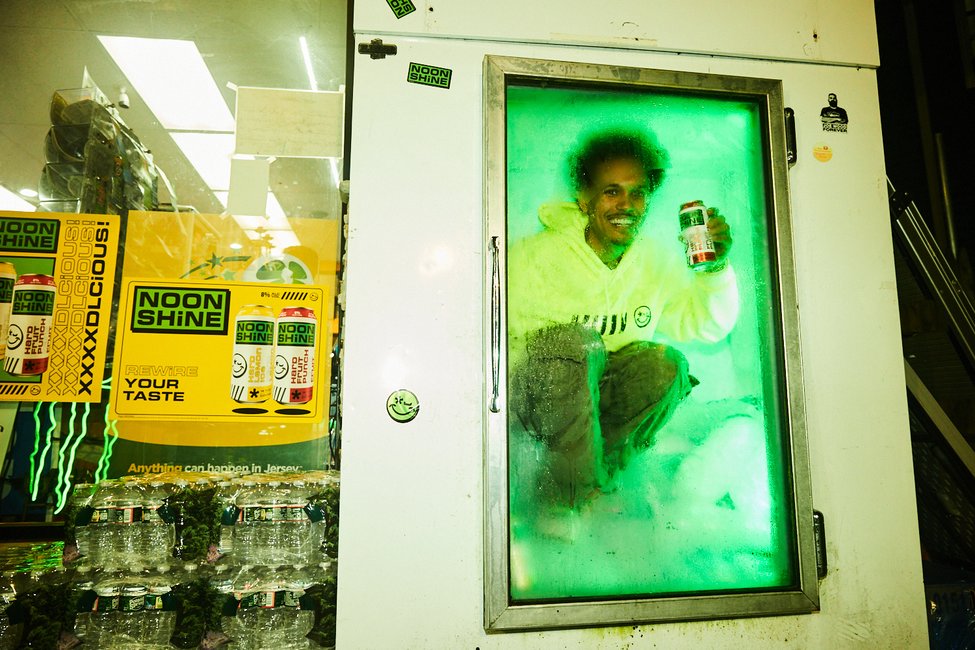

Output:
xmin=55 ymin=403 xmax=90 ymax=514
xmin=96 ymin=384 xmax=119 ymax=483
xmin=53 ymin=403 xmax=78 ymax=511
xmin=28 ymin=402 xmax=43 ymax=496
xmin=31 ymin=402 xmax=58 ymax=501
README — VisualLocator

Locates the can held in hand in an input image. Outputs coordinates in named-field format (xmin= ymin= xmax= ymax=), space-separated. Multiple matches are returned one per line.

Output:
xmin=0 ymin=262 xmax=16 ymax=362
xmin=230 ymin=304 xmax=275 ymax=403
xmin=4 ymin=274 xmax=56 ymax=375
xmin=679 ymin=200 xmax=717 ymax=271
xmin=273 ymin=306 xmax=316 ymax=405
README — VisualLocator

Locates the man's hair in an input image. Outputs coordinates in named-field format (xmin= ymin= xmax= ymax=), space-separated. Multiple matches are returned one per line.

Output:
xmin=568 ymin=129 xmax=669 ymax=193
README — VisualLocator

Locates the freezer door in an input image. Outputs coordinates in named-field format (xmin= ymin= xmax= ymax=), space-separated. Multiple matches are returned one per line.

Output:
xmin=341 ymin=35 xmax=917 ymax=641
xmin=484 ymin=55 xmax=815 ymax=630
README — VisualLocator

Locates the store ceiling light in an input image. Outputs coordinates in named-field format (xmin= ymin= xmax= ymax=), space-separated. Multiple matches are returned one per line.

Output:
xmin=98 ymin=35 xmax=235 ymax=132
xmin=0 ymin=185 xmax=36 ymax=212
xmin=299 ymin=36 xmax=318 ymax=92
xmin=18 ymin=188 xmax=38 ymax=198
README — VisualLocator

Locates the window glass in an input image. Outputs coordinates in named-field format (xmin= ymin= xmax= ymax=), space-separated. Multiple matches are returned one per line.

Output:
xmin=504 ymin=82 xmax=796 ymax=602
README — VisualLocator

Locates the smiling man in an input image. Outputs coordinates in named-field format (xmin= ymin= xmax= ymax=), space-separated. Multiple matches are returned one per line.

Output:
xmin=507 ymin=128 xmax=740 ymax=514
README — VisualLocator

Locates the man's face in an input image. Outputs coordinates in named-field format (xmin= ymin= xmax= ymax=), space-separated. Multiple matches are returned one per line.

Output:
xmin=828 ymin=93 xmax=838 ymax=107
xmin=578 ymin=157 xmax=651 ymax=254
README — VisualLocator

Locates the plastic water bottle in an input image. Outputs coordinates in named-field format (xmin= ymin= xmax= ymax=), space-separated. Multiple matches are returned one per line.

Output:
xmin=230 ymin=566 xmax=312 ymax=650
xmin=115 ymin=582 xmax=147 ymax=646
xmin=142 ymin=572 xmax=176 ymax=647
xmin=141 ymin=481 xmax=176 ymax=567
xmin=86 ymin=481 xmax=112 ymax=567
xmin=86 ymin=576 xmax=122 ymax=648
xmin=211 ymin=565 xmax=239 ymax=647
xmin=216 ymin=480 xmax=241 ymax=559
xmin=66 ymin=482 xmax=96 ymax=564
xmin=89 ymin=481 xmax=142 ymax=569
xmin=279 ymin=480 xmax=311 ymax=566
xmin=234 ymin=480 xmax=261 ymax=565
xmin=282 ymin=564 xmax=316 ymax=647
xmin=262 ymin=481 xmax=287 ymax=565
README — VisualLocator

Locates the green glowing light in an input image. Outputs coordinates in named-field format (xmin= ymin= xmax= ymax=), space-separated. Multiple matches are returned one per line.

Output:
xmin=28 ymin=402 xmax=43 ymax=496
xmin=96 ymin=382 xmax=119 ymax=483
xmin=54 ymin=403 xmax=91 ymax=514
xmin=52 ymin=403 xmax=78 ymax=511
xmin=30 ymin=402 xmax=58 ymax=501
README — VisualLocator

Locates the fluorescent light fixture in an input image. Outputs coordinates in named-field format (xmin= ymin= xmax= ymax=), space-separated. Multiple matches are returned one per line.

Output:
xmin=299 ymin=36 xmax=318 ymax=91
xmin=0 ymin=186 xmax=36 ymax=212
xmin=98 ymin=35 xmax=235 ymax=131
xmin=171 ymin=133 xmax=236 ymax=190
xmin=19 ymin=188 xmax=38 ymax=198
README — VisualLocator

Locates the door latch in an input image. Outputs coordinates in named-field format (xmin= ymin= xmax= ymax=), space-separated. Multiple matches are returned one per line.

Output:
xmin=357 ymin=38 xmax=397 ymax=59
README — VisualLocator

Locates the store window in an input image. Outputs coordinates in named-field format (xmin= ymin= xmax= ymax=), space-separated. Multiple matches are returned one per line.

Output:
xmin=484 ymin=55 xmax=818 ymax=629
xmin=0 ymin=3 xmax=348 ymax=647
xmin=0 ymin=1 xmax=349 ymax=502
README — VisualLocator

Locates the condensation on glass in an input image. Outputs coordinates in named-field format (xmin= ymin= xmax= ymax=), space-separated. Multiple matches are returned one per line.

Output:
xmin=484 ymin=55 xmax=817 ymax=631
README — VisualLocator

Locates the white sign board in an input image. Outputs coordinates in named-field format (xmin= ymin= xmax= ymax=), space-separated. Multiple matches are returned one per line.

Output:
xmin=235 ymin=87 xmax=344 ymax=158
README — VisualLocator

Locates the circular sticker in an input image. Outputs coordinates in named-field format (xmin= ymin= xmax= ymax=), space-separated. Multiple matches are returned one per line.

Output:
xmin=387 ymin=389 xmax=420 ymax=423
xmin=813 ymin=143 xmax=833 ymax=162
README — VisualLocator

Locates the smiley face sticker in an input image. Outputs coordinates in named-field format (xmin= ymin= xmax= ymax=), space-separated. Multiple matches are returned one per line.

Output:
xmin=387 ymin=389 xmax=420 ymax=423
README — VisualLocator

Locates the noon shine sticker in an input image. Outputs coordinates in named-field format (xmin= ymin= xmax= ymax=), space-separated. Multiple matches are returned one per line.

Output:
xmin=407 ymin=62 xmax=452 ymax=89
xmin=386 ymin=0 xmax=416 ymax=18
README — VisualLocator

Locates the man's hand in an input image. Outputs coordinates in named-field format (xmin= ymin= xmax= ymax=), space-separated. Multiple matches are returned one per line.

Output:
xmin=707 ymin=207 xmax=733 ymax=264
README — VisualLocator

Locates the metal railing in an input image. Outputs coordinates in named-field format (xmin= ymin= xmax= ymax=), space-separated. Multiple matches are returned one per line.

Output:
xmin=888 ymin=178 xmax=975 ymax=373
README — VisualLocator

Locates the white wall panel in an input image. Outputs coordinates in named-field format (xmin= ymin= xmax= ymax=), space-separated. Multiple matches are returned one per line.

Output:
xmin=355 ymin=0 xmax=879 ymax=68
xmin=338 ymin=34 xmax=925 ymax=648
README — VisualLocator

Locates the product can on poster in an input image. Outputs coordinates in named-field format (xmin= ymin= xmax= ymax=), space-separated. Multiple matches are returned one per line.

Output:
xmin=678 ymin=200 xmax=718 ymax=270
xmin=4 ymin=274 xmax=56 ymax=376
xmin=0 ymin=262 xmax=17 ymax=362
xmin=230 ymin=304 xmax=275 ymax=403
xmin=273 ymin=306 xmax=316 ymax=405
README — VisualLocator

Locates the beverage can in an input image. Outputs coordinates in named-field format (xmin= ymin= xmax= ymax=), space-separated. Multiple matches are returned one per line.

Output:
xmin=231 ymin=305 xmax=275 ymax=403
xmin=4 ymin=273 xmax=56 ymax=375
xmin=273 ymin=307 xmax=316 ymax=405
xmin=678 ymin=200 xmax=718 ymax=270
xmin=0 ymin=261 xmax=16 ymax=362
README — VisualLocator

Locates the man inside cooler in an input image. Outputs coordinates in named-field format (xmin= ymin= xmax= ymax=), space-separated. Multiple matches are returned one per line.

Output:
xmin=507 ymin=128 xmax=740 ymax=520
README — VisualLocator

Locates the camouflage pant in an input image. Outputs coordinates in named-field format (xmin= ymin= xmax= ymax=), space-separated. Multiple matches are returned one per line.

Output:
xmin=510 ymin=323 xmax=693 ymax=508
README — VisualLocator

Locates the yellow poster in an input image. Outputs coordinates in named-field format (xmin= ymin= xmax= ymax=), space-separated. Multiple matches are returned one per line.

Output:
xmin=110 ymin=278 xmax=329 ymax=423
xmin=0 ymin=211 xmax=120 ymax=402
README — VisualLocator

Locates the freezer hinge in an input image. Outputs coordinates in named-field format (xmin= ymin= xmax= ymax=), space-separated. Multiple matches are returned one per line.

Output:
xmin=358 ymin=38 xmax=397 ymax=59
xmin=813 ymin=509 xmax=828 ymax=578
xmin=784 ymin=107 xmax=797 ymax=167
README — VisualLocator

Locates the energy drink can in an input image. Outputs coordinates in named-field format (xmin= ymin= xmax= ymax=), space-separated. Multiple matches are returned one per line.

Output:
xmin=230 ymin=304 xmax=275 ymax=403
xmin=273 ymin=306 xmax=316 ymax=404
xmin=0 ymin=262 xmax=16 ymax=362
xmin=4 ymin=274 xmax=56 ymax=376
xmin=678 ymin=200 xmax=717 ymax=270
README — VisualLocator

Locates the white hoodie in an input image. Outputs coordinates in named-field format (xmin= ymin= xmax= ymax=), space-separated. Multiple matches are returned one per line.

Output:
xmin=507 ymin=201 xmax=739 ymax=358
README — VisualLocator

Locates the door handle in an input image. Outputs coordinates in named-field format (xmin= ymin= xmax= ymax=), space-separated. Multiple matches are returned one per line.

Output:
xmin=490 ymin=236 xmax=501 ymax=413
